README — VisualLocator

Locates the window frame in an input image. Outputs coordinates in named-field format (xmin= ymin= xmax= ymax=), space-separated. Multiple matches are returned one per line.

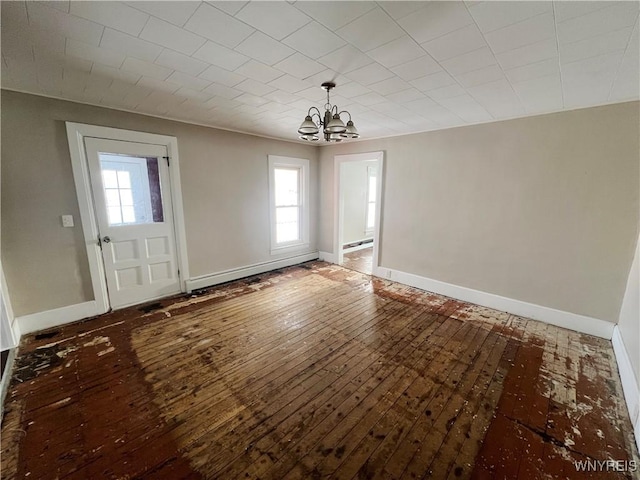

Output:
xmin=268 ymin=155 xmax=310 ymax=255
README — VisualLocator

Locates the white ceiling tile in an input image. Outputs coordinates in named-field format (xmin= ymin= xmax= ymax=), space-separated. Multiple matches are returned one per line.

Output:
xmin=554 ymin=1 xmax=612 ymax=23
xmin=263 ymin=89 xmax=303 ymax=104
xmin=121 ymin=57 xmax=173 ymax=81
xmin=26 ymin=2 xmax=104 ymax=46
xmin=70 ymin=1 xmax=148 ymax=36
xmin=274 ymin=52 xmax=326 ymax=79
xmin=140 ymin=17 xmax=206 ymax=55
xmin=366 ymin=36 xmax=425 ymax=69
xmin=304 ymin=70 xmax=349 ymax=89
xmin=65 ymin=38 xmax=125 ymax=68
xmin=505 ymin=58 xmax=559 ymax=84
xmin=441 ymin=47 xmax=497 ymax=75
xmin=426 ymin=83 xmax=467 ymax=100
xmin=203 ymin=82 xmax=243 ymax=99
xmin=317 ymin=45 xmax=373 ymax=73
xmin=559 ymin=27 xmax=633 ymax=64
xmin=391 ymin=56 xmax=442 ymax=81
xmin=235 ymin=59 xmax=283 ymax=83
xmin=206 ymin=1 xmax=249 ymax=16
xmin=511 ymin=74 xmax=563 ymax=113
xmin=610 ymin=23 xmax=639 ymax=101
xmin=435 ymin=94 xmax=493 ymax=122
xmin=100 ymin=28 xmax=162 ymax=63
xmin=377 ymin=1 xmax=426 ymax=20
xmin=410 ymin=71 xmax=457 ymax=92
xmin=166 ymin=71 xmax=212 ymax=90
xmin=185 ymin=3 xmax=255 ymax=48
xmin=234 ymin=78 xmax=276 ymax=96
xmin=126 ymin=1 xmax=199 ymax=27
xmin=336 ymin=8 xmax=405 ymax=52
xmin=386 ymin=88 xmax=426 ymax=103
xmin=293 ymin=1 xmax=375 ymax=30
xmin=198 ymin=64 xmax=244 ymax=87
xmin=484 ymin=13 xmax=556 ymax=54
xmin=235 ymin=1 xmax=311 ymax=41
xmin=346 ymin=62 xmax=394 ymax=85
xmin=234 ymin=31 xmax=295 ymax=66
xmin=495 ymin=38 xmax=557 ymax=70
xmin=174 ymin=87 xmax=212 ymax=102
xmin=154 ymin=49 xmax=208 ymax=76
xmin=282 ymin=21 xmax=345 ymax=59
xmin=353 ymin=91 xmax=389 ymax=106
xmin=456 ymin=64 xmax=505 ymax=88
xmin=397 ymin=2 xmax=474 ymax=44
xmin=422 ymin=24 xmax=486 ymax=62
xmin=557 ymin=3 xmax=639 ymax=44
xmin=468 ymin=78 xmax=525 ymax=118
xmin=268 ymin=74 xmax=310 ymax=93
xmin=563 ymin=71 xmax=615 ymax=107
xmin=563 ymin=51 xmax=624 ymax=79
xmin=234 ymin=92 xmax=270 ymax=106
xmin=329 ymin=82 xmax=370 ymax=99
xmin=91 ymin=63 xmax=141 ymax=84
xmin=296 ymin=85 xmax=327 ymax=102
xmin=36 ymin=1 xmax=70 ymax=14
xmin=137 ymin=76 xmax=181 ymax=94
xmin=368 ymin=77 xmax=412 ymax=95
xmin=468 ymin=1 xmax=552 ymax=33
xmin=193 ymin=41 xmax=249 ymax=71
xmin=2 ymin=1 xmax=29 ymax=32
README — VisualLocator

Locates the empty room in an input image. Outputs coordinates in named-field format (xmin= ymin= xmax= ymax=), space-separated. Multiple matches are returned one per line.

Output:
xmin=1 ymin=1 xmax=639 ymax=478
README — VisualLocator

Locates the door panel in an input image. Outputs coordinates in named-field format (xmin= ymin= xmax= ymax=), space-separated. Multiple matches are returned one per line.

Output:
xmin=84 ymin=138 xmax=180 ymax=309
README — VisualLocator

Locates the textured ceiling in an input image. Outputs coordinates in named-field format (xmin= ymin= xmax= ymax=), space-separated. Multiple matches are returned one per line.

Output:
xmin=1 ymin=1 xmax=638 ymax=143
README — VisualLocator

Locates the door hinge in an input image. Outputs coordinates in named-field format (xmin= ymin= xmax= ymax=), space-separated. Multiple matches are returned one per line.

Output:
xmin=97 ymin=235 xmax=102 ymax=249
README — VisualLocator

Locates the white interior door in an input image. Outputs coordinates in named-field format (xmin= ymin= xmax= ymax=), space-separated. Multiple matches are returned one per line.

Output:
xmin=84 ymin=137 xmax=180 ymax=309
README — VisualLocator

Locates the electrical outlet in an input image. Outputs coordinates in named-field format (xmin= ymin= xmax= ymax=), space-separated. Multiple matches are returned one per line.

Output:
xmin=61 ymin=215 xmax=74 ymax=227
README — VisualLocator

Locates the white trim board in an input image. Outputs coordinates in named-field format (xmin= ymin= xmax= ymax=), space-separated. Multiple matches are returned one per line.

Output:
xmin=0 ymin=347 xmax=18 ymax=418
xmin=16 ymin=301 xmax=100 ymax=335
xmin=373 ymin=266 xmax=615 ymax=339
xmin=319 ymin=251 xmax=338 ymax=264
xmin=185 ymin=252 xmax=319 ymax=292
xmin=612 ymin=325 xmax=640 ymax=451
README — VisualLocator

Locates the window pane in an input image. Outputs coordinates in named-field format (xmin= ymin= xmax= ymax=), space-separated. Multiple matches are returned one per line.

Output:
xmin=368 ymin=176 xmax=376 ymax=202
xmin=366 ymin=203 xmax=375 ymax=229
xmin=274 ymin=168 xmax=299 ymax=206
xmin=105 ymin=189 xmax=121 ymax=207
xmin=276 ymin=206 xmax=299 ymax=243
xmin=102 ymin=170 xmax=118 ymax=188
xmin=99 ymin=154 xmax=164 ymax=226
xmin=107 ymin=206 xmax=122 ymax=225
xmin=119 ymin=189 xmax=133 ymax=206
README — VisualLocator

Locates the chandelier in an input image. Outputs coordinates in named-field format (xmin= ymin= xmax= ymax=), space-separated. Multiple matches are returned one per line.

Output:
xmin=297 ymin=82 xmax=359 ymax=142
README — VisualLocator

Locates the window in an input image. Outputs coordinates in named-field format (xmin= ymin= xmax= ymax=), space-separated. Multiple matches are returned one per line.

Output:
xmin=268 ymin=156 xmax=309 ymax=254
xmin=365 ymin=166 xmax=377 ymax=233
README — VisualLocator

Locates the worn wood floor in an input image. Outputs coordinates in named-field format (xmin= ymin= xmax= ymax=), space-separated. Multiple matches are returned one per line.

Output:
xmin=1 ymin=262 xmax=638 ymax=479
xmin=343 ymin=247 xmax=373 ymax=275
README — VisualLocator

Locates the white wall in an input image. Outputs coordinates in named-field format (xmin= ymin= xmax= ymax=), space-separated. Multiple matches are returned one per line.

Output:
xmin=618 ymin=232 xmax=640 ymax=384
xmin=341 ymin=160 xmax=376 ymax=245
xmin=319 ymin=102 xmax=640 ymax=326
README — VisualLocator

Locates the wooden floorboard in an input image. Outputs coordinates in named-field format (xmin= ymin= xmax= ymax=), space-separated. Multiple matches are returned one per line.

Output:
xmin=1 ymin=261 xmax=638 ymax=479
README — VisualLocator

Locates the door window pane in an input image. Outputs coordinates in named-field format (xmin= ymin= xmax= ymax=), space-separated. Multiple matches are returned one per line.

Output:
xmin=99 ymin=155 xmax=164 ymax=226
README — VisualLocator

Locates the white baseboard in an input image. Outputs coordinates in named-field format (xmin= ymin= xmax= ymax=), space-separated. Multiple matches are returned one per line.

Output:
xmin=373 ymin=266 xmax=615 ymax=339
xmin=343 ymin=241 xmax=374 ymax=254
xmin=185 ymin=252 xmax=319 ymax=292
xmin=319 ymin=251 xmax=338 ymax=264
xmin=0 ymin=346 xmax=18 ymax=418
xmin=17 ymin=300 xmax=100 ymax=335
xmin=612 ymin=325 xmax=640 ymax=451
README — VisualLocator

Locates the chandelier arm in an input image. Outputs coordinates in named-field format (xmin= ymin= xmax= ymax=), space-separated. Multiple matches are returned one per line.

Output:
xmin=338 ymin=110 xmax=352 ymax=121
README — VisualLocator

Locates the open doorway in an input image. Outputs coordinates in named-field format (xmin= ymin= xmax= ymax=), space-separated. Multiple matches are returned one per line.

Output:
xmin=334 ymin=152 xmax=384 ymax=275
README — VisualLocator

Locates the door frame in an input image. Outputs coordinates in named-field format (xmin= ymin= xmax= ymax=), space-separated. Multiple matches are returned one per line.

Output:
xmin=66 ymin=122 xmax=189 ymax=314
xmin=333 ymin=151 xmax=384 ymax=273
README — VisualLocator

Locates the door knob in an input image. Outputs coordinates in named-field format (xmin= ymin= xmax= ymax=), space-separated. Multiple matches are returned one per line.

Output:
xmin=102 ymin=236 xmax=111 ymax=244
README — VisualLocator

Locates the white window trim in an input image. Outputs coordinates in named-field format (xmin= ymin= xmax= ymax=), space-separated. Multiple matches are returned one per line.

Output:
xmin=365 ymin=165 xmax=377 ymax=235
xmin=268 ymin=155 xmax=310 ymax=256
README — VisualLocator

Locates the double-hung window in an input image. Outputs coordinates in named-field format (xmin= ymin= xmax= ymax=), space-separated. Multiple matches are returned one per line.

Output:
xmin=268 ymin=156 xmax=309 ymax=254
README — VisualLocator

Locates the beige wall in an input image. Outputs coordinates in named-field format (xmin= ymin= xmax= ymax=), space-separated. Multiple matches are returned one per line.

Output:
xmin=1 ymin=90 xmax=318 ymax=316
xmin=341 ymin=160 xmax=376 ymax=245
xmin=618 ymin=232 xmax=639 ymax=383
xmin=319 ymin=102 xmax=640 ymax=323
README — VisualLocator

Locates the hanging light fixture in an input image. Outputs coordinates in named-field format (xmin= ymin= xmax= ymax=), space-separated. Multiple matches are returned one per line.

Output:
xmin=297 ymin=82 xmax=359 ymax=142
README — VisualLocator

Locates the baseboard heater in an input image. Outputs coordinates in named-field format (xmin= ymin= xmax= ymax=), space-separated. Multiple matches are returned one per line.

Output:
xmin=343 ymin=238 xmax=373 ymax=250
xmin=185 ymin=252 xmax=319 ymax=293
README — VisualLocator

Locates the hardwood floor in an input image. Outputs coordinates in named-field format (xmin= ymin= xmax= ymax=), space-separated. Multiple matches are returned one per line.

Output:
xmin=343 ymin=247 xmax=373 ymax=275
xmin=1 ymin=262 xmax=638 ymax=479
